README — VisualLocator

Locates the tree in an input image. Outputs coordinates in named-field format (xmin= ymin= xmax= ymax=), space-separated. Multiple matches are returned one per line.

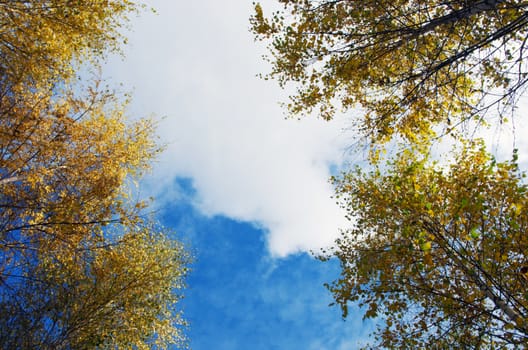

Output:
xmin=0 ymin=81 xmax=157 ymax=259
xmin=0 ymin=223 xmax=189 ymax=349
xmin=0 ymin=0 xmax=140 ymax=89
xmin=253 ymin=2 xmax=528 ymax=347
xmin=0 ymin=0 xmax=190 ymax=347
xmin=0 ymin=82 xmax=190 ymax=349
xmin=324 ymin=143 xmax=528 ymax=348
xmin=251 ymin=0 xmax=528 ymax=146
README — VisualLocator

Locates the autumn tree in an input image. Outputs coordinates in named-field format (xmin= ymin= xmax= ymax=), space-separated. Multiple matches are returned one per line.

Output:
xmin=0 ymin=82 xmax=157 ymax=251
xmin=0 ymin=0 xmax=140 ymax=89
xmin=324 ymin=143 xmax=528 ymax=348
xmin=0 ymin=223 xmax=189 ymax=349
xmin=252 ymin=1 xmax=528 ymax=348
xmin=251 ymin=0 xmax=528 ymax=146
xmin=0 ymin=81 xmax=190 ymax=348
xmin=0 ymin=0 xmax=190 ymax=347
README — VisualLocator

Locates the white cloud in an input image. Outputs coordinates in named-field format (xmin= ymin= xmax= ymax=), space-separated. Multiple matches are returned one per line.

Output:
xmin=106 ymin=0 xmax=528 ymax=257
xmin=105 ymin=0 xmax=350 ymax=257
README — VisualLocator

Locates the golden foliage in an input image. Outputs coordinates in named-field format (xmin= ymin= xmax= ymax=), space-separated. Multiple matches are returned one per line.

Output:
xmin=0 ymin=0 xmax=140 ymax=88
xmin=251 ymin=0 xmax=528 ymax=147
xmin=0 ymin=0 xmax=189 ymax=348
xmin=0 ymin=82 xmax=158 ymax=246
xmin=0 ymin=82 xmax=189 ymax=348
xmin=0 ymin=223 xmax=189 ymax=349
xmin=254 ymin=1 xmax=528 ymax=347
xmin=327 ymin=143 xmax=528 ymax=347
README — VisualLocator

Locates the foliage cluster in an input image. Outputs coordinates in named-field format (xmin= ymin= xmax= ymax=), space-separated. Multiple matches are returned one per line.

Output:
xmin=252 ymin=0 xmax=528 ymax=348
xmin=0 ymin=1 xmax=188 ymax=348
xmin=252 ymin=0 xmax=528 ymax=147
xmin=330 ymin=143 xmax=527 ymax=347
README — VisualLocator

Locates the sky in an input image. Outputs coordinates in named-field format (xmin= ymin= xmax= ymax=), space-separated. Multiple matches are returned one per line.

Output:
xmin=103 ymin=1 xmax=371 ymax=349
xmin=162 ymin=180 xmax=374 ymax=349
xmin=103 ymin=1 xmax=528 ymax=349
xmin=107 ymin=0 xmax=353 ymax=258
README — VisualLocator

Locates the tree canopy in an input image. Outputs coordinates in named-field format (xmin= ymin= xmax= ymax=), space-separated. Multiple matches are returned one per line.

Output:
xmin=0 ymin=224 xmax=189 ymax=349
xmin=251 ymin=0 xmax=528 ymax=146
xmin=0 ymin=1 xmax=189 ymax=348
xmin=253 ymin=0 xmax=528 ymax=348
xmin=0 ymin=0 xmax=139 ymax=88
xmin=327 ymin=143 xmax=527 ymax=348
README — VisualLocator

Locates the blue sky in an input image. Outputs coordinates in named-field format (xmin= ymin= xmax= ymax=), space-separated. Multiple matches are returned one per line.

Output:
xmin=103 ymin=1 xmax=528 ymax=349
xmin=107 ymin=0 xmax=353 ymax=257
xmin=162 ymin=178 xmax=375 ymax=349
xmin=103 ymin=1 xmax=372 ymax=348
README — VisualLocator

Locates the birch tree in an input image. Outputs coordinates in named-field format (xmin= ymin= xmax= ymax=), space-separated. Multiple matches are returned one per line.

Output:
xmin=0 ymin=1 xmax=190 ymax=347
xmin=326 ymin=143 xmax=528 ymax=348
xmin=251 ymin=0 xmax=528 ymax=146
